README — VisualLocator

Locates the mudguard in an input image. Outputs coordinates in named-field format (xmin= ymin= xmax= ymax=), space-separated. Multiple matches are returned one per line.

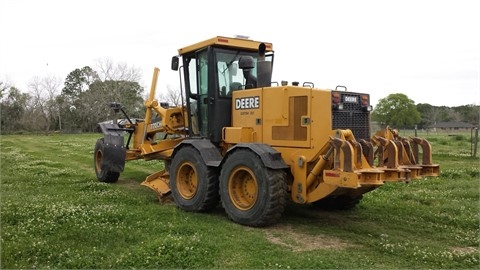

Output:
xmin=172 ymin=139 xmax=223 ymax=167
xmin=101 ymin=136 xmax=126 ymax=173
xmin=223 ymin=143 xmax=289 ymax=170
xmin=97 ymin=121 xmax=126 ymax=173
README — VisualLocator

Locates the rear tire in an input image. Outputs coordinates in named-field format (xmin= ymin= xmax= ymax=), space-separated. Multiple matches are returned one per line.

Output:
xmin=219 ymin=149 xmax=287 ymax=227
xmin=170 ymin=146 xmax=219 ymax=212
xmin=94 ymin=138 xmax=120 ymax=183
xmin=312 ymin=195 xmax=363 ymax=210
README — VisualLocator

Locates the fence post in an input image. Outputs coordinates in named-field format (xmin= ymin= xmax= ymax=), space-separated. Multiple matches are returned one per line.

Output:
xmin=474 ymin=128 xmax=478 ymax=158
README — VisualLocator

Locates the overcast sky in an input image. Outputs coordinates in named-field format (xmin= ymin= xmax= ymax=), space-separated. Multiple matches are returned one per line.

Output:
xmin=1 ymin=0 xmax=479 ymax=107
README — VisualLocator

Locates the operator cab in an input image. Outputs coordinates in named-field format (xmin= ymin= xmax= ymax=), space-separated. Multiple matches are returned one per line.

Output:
xmin=171 ymin=36 xmax=274 ymax=144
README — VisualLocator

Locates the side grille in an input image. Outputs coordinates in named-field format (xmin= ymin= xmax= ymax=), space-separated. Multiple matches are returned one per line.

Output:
xmin=332 ymin=93 xmax=371 ymax=141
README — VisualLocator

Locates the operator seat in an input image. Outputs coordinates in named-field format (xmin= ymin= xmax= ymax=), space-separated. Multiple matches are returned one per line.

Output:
xmin=238 ymin=56 xmax=257 ymax=89
xmin=228 ymin=82 xmax=243 ymax=96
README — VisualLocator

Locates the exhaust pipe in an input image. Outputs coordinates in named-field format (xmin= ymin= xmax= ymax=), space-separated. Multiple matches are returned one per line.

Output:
xmin=257 ymin=43 xmax=272 ymax=88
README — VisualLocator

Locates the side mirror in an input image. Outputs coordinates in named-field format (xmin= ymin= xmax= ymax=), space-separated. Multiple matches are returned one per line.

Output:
xmin=171 ymin=56 xmax=179 ymax=71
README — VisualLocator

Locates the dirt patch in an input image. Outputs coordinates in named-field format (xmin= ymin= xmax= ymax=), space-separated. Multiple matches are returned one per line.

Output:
xmin=116 ymin=178 xmax=143 ymax=190
xmin=263 ymin=224 xmax=356 ymax=252
xmin=450 ymin=246 xmax=479 ymax=256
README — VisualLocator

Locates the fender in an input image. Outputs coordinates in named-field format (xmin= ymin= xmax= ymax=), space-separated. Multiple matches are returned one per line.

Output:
xmin=172 ymin=139 xmax=223 ymax=167
xmin=223 ymin=143 xmax=289 ymax=170
xmin=101 ymin=138 xmax=126 ymax=172
xmin=96 ymin=122 xmax=127 ymax=173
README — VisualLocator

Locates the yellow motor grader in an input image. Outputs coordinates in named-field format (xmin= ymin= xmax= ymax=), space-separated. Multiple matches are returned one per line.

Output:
xmin=94 ymin=36 xmax=440 ymax=227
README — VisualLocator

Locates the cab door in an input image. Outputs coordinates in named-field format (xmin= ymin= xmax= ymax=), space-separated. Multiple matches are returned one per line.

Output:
xmin=183 ymin=48 xmax=248 ymax=144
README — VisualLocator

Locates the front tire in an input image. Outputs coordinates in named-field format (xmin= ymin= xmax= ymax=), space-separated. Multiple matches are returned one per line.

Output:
xmin=94 ymin=138 xmax=120 ymax=183
xmin=170 ymin=146 xmax=219 ymax=212
xmin=219 ymin=149 xmax=287 ymax=227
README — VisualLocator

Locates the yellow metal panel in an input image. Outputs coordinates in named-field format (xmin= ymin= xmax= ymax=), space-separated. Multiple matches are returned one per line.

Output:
xmin=323 ymin=170 xmax=361 ymax=188
xmin=223 ymin=127 xmax=255 ymax=143
xmin=125 ymin=150 xmax=142 ymax=161
xmin=262 ymin=86 xmax=311 ymax=148
xmin=309 ymin=88 xmax=334 ymax=149
xmin=306 ymin=183 xmax=337 ymax=203
xmin=231 ymin=89 xmax=263 ymax=142
xmin=289 ymin=153 xmax=308 ymax=203
xmin=132 ymin=122 xmax=145 ymax=149
xmin=140 ymin=137 xmax=184 ymax=159
xmin=178 ymin=36 xmax=273 ymax=55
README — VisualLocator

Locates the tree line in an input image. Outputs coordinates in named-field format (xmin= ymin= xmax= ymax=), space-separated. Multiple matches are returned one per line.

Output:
xmin=0 ymin=59 xmax=151 ymax=134
xmin=1 ymin=66 xmax=479 ymax=134
xmin=371 ymin=93 xmax=479 ymax=129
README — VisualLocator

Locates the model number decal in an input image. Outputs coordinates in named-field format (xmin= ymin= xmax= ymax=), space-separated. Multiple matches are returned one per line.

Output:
xmin=150 ymin=122 xmax=162 ymax=129
xmin=235 ymin=96 xmax=260 ymax=110
xmin=344 ymin=96 xmax=358 ymax=103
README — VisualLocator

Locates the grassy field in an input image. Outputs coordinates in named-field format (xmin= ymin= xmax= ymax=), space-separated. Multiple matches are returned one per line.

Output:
xmin=1 ymin=132 xmax=479 ymax=269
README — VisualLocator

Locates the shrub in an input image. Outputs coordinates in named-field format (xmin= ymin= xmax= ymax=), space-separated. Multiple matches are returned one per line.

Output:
xmin=453 ymin=134 xmax=466 ymax=141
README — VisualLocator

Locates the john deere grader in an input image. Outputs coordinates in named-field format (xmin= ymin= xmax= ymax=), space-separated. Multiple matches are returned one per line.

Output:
xmin=93 ymin=36 xmax=440 ymax=227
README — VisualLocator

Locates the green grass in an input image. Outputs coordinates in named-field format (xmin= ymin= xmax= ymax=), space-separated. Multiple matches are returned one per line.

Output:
xmin=1 ymin=133 xmax=479 ymax=269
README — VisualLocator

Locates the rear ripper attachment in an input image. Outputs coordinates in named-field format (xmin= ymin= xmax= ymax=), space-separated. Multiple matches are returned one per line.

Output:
xmin=368 ymin=126 xmax=440 ymax=179
xmin=308 ymin=127 xmax=440 ymax=211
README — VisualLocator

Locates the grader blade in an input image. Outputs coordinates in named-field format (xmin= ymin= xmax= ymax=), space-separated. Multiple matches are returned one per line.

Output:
xmin=141 ymin=170 xmax=173 ymax=203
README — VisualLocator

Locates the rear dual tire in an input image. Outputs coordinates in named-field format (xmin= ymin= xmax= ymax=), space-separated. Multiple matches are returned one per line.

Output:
xmin=312 ymin=195 xmax=363 ymax=210
xmin=170 ymin=146 xmax=220 ymax=212
xmin=219 ymin=150 xmax=288 ymax=227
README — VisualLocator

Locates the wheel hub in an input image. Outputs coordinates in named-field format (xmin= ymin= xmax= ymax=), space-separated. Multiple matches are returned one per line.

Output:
xmin=176 ymin=162 xmax=198 ymax=199
xmin=228 ymin=167 xmax=258 ymax=210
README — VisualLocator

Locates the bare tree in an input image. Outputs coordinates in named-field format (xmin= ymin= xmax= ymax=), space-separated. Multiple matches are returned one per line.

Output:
xmin=0 ymin=75 xmax=13 ymax=100
xmin=0 ymin=82 xmax=7 ymax=100
xmin=95 ymin=57 xmax=142 ymax=82
xmin=159 ymin=84 xmax=184 ymax=106
xmin=26 ymin=76 xmax=62 ymax=132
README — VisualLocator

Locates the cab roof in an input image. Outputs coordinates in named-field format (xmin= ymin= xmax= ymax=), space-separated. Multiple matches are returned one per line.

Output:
xmin=177 ymin=36 xmax=273 ymax=55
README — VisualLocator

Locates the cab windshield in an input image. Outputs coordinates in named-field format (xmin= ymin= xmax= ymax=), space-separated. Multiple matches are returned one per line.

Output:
xmin=214 ymin=48 xmax=273 ymax=97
